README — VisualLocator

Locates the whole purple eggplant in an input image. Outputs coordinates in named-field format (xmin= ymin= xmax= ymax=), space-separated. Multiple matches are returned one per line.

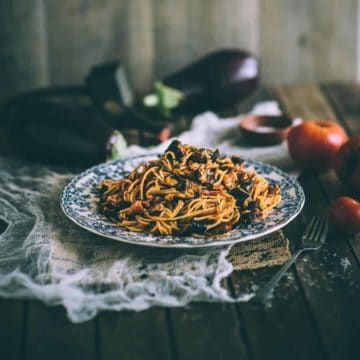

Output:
xmin=5 ymin=100 xmax=126 ymax=166
xmin=143 ymin=49 xmax=259 ymax=117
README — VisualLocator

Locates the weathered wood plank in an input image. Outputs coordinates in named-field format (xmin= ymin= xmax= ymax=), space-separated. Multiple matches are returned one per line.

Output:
xmin=232 ymin=220 xmax=325 ymax=360
xmin=307 ymin=0 xmax=358 ymax=82
xmin=321 ymin=83 xmax=360 ymax=263
xmin=277 ymin=83 xmax=360 ymax=263
xmin=153 ymin=0 xmax=189 ymax=79
xmin=231 ymin=153 xmax=327 ymax=357
xmin=1 ymin=0 xmax=359 ymax=99
xmin=111 ymin=0 xmax=154 ymax=93
xmin=99 ymin=309 xmax=172 ymax=360
xmin=0 ymin=299 xmax=26 ymax=360
xmin=322 ymin=82 xmax=360 ymax=134
xmin=167 ymin=87 xmax=287 ymax=360
xmin=206 ymin=0 xmax=259 ymax=54
xmin=45 ymin=0 xmax=113 ymax=86
xmin=273 ymin=84 xmax=360 ymax=360
xmin=187 ymin=0 xmax=259 ymax=61
xmin=170 ymin=303 xmax=249 ymax=360
xmin=0 ymin=0 xmax=48 ymax=103
xmin=260 ymin=0 xmax=358 ymax=84
xmin=227 ymin=86 xmax=324 ymax=360
xmin=272 ymin=84 xmax=337 ymax=120
xmin=297 ymin=173 xmax=360 ymax=360
xmin=25 ymin=301 xmax=96 ymax=360
xmin=260 ymin=0 xmax=314 ymax=84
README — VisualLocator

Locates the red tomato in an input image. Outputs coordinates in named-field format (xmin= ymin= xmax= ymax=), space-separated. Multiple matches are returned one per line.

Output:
xmin=334 ymin=135 xmax=360 ymax=193
xmin=329 ymin=196 xmax=360 ymax=235
xmin=287 ymin=120 xmax=348 ymax=172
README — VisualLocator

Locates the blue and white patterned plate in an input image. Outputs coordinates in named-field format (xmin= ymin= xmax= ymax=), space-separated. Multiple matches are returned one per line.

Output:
xmin=61 ymin=154 xmax=305 ymax=248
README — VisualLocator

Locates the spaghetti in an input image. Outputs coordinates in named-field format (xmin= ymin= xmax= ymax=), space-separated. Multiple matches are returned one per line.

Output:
xmin=97 ymin=140 xmax=281 ymax=236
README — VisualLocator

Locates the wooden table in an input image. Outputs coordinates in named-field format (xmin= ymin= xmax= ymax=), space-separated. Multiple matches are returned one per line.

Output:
xmin=0 ymin=83 xmax=359 ymax=360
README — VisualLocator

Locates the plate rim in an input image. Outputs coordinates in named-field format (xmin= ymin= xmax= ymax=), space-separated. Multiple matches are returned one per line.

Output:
xmin=60 ymin=155 xmax=305 ymax=248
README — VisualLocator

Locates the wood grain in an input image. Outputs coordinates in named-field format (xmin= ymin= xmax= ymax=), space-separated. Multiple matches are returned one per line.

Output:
xmin=99 ymin=309 xmax=172 ymax=360
xmin=170 ymin=303 xmax=249 ymax=360
xmin=236 ymin=278 xmax=325 ymax=360
xmin=187 ymin=0 xmax=259 ymax=61
xmin=111 ymin=0 xmax=154 ymax=94
xmin=260 ymin=0 xmax=358 ymax=84
xmin=273 ymin=84 xmax=360 ymax=360
xmin=0 ymin=1 xmax=359 ymax=98
xmin=307 ymin=0 xmax=358 ymax=82
xmin=322 ymin=82 xmax=360 ymax=134
xmin=0 ymin=0 xmax=48 ymax=103
xmin=260 ymin=0 xmax=315 ymax=84
xmin=25 ymin=301 xmax=96 ymax=360
xmin=227 ymin=86 xmax=324 ymax=360
xmin=296 ymin=173 xmax=360 ymax=360
xmin=153 ymin=0 xmax=189 ymax=79
xmin=271 ymin=84 xmax=337 ymax=120
xmin=321 ymin=83 xmax=360 ymax=263
xmin=45 ymin=0 xmax=113 ymax=86
xmin=231 ymin=218 xmax=325 ymax=360
xmin=0 ymin=299 xmax=26 ymax=360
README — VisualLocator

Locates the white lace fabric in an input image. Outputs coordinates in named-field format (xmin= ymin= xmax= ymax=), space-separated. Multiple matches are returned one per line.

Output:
xmin=0 ymin=102 xmax=295 ymax=323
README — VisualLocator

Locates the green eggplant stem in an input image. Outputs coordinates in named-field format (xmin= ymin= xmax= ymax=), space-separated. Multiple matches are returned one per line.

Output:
xmin=143 ymin=81 xmax=184 ymax=118
xmin=107 ymin=130 xmax=127 ymax=161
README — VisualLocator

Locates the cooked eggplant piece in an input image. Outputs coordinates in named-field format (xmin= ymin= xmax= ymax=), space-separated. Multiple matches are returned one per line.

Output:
xmin=186 ymin=220 xmax=208 ymax=235
xmin=239 ymin=212 xmax=256 ymax=226
xmin=165 ymin=139 xmax=185 ymax=161
xmin=231 ymin=186 xmax=250 ymax=204
xmin=211 ymin=149 xmax=220 ymax=161
xmin=6 ymin=100 xmax=126 ymax=166
xmin=143 ymin=49 xmax=259 ymax=117
xmin=231 ymin=155 xmax=244 ymax=165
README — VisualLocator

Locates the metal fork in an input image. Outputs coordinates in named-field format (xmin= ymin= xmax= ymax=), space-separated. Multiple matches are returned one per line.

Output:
xmin=252 ymin=215 xmax=329 ymax=304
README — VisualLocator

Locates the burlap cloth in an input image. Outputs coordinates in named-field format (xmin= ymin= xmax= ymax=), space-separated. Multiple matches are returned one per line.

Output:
xmin=49 ymin=230 xmax=291 ymax=275
xmin=228 ymin=232 xmax=290 ymax=270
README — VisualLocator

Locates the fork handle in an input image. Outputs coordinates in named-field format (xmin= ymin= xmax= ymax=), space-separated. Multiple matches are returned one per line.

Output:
xmin=252 ymin=248 xmax=304 ymax=303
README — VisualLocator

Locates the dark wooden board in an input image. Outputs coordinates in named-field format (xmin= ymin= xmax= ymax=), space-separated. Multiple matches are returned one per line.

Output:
xmin=170 ymin=303 xmax=248 ymax=360
xmin=232 ymin=228 xmax=325 ymax=360
xmin=99 ymin=308 xmax=173 ymax=360
xmin=0 ymin=299 xmax=26 ymax=360
xmin=322 ymin=82 xmax=360 ymax=134
xmin=295 ymin=173 xmax=360 ymax=360
xmin=25 ymin=301 xmax=96 ymax=360
xmin=166 ymin=87 xmax=278 ymax=360
xmin=228 ymin=86 xmax=325 ymax=360
xmin=272 ymin=84 xmax=360 ymax=360
xmin=321 ymin=83 xmax=360 ymax=264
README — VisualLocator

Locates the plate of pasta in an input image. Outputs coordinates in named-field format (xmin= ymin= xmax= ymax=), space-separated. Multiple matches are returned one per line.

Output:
xmin=61 ymin=141 xmax=305 ymax=248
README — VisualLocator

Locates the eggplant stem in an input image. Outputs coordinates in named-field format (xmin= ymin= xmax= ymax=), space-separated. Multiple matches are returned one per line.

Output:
xmin=143 ymin=81 xmax=184 ymax=118
xmin=107 ymin=130 xmax=127 ymax=161
xmin=143 ymin=94 xmax=159 ymax=107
